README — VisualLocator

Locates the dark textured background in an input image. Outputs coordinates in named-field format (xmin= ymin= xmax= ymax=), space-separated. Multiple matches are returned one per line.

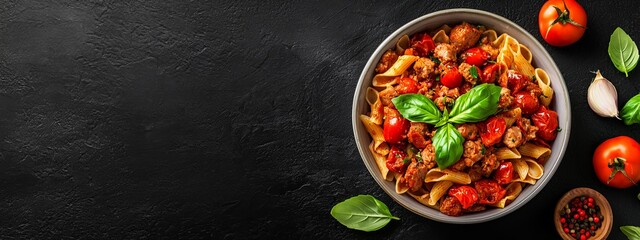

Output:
xmin=1 ymin=0 xmax=640 ymax=239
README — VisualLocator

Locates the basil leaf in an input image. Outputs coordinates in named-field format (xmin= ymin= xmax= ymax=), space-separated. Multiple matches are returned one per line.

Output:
xmin=432 ymin=123 xmax=464 ymax=169
xmin=470 ymin=66 xmax=479 ymax=79
xmin=608 ymin=27 xmax=639 ymax=77
xmin=392 ymin=94 xmax=442 ymax=125
xmin=621 ymin=226 xmax=640 ymax=240
xmin=448 ymin=84 xmax=502 ymax=124
xmin=621 ymin=93 xmax=640 ymax=125
xmin=330 ymin=195 xmax=399 ymax=232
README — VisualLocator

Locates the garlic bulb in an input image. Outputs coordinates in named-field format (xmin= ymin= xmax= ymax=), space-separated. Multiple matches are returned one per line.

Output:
xmin=587 ymin=70 xmax=620 ymax=119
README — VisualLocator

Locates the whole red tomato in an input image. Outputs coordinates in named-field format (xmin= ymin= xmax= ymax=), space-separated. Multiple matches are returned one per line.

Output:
xmin=479 ymin=116 xmax=507 ymax=147
xmin=440 ymin=67 xmax=463 ymax=88
xmin=513 ymin=91 xmax=540 ymax=115
xmin=448 ymin=185 xmax=478 ymax=209
xmin=531 ymin=106 xmax=559 ymax=141
xmin=383 ymin=110 xmax=410 ymax=144
xmin=593 ymin=136 xmax=640 ymax=189
xmin=538 ymin=0 xmax=587 ymax=47
xmin=494 ymin=162 xmax=514 ymax=185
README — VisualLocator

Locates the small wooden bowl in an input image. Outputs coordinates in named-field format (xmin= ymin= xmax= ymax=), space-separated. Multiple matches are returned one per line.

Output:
xmin=554 ymin=187 xmax=613 ymax=240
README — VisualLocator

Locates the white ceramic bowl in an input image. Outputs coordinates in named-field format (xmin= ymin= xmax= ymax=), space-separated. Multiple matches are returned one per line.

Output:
xmin=352 ymin=8 xmax=571 ymax=224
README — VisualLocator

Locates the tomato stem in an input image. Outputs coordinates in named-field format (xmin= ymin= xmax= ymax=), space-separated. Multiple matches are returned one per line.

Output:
xmin=544 ymin=0 xmax=586 ymax=39
xmin=607 ymin=157 xmax=637 ymax=185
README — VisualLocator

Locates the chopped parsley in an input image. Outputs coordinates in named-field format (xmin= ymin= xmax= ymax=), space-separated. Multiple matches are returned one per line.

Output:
xmin=470 ymin=66 xmax=479 ymax=79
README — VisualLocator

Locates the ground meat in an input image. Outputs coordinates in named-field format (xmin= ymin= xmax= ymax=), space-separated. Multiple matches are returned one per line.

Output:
xmin=468 ymin=165 xmax=484 ymax=182
xmin=434 ymin=43 xmax=457 ymax=63
xmin=421 ymin=143 xmax=437 ymax=169
xmin=498 ymin=87 xmax=514 ymax=110
xmin=458 ymin=62 xmax=479 ymax=85
xmin=480 ymin=153 xmax=499 ymax=177
xmin=413 ymin=57 xmax=436 ymax=80
xmin=479 ymin=41 xmax=499 ymax=60
xmin=379 ymin=86 xmax=398 ymax=106
xmin=449 ymin=22 xmax=482 ymax=52
xmin=457 ymin=123 xmax=479 ymax=140
xmin=404 ymin=161 xmax=429 ymax=192
xmin=503 ymin=126 xmax=524 ymax=148
xmin=462 ymin=139 xmax=484 ymax=167
xmin=408 ymin=122 xmax=430 ymax=149
xmin=525 ymin=80 xmax=543 ymax=97
xmin=375 ymin=50 xmax=398 ymax=73
xmin=517 ymin=118 xmax=539 ymax=141
xmin=440 ymin=196 xmax=464 ymax=216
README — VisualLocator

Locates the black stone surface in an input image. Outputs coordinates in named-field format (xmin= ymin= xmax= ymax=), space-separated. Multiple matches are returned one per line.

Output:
xmin=1 ymin=0 xmax=640 ymax=239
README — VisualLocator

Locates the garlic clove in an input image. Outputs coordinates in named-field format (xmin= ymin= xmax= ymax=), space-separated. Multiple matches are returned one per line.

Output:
xmin=587 ymin=70 xmax=620 ymax=119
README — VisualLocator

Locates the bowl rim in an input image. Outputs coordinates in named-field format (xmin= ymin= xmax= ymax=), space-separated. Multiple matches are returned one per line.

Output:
xmin=351 ymin=8 xmax=572 ymax=223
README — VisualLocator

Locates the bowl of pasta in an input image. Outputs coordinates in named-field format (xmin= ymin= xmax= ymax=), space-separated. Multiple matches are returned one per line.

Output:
xmin=352 ymin=8 xmax=571 ymax=223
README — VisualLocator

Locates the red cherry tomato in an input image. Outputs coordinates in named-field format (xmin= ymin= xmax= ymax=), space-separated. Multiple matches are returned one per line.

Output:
xmin=494 ymin=162 xmax=514 ymax=184
xmin=383 ymin=109 xmax=410 ymax=144
xmin=386 ymin=145 xmax=408 ymax=174
xmin=440 ymin=67 xmax=463 ymax=88
xmin=462 ymin=47 xmax=491 ymax=66
xmin=479 ymin=116 xmax=507 ymax=147
xmin=474 ymin=179 xmax=506 ymax=205
xmin=395 ymin=77 xmax=419 ymax=94
xmin=507 ymin=70 xmax=530 ymax=93
xmin=531 ymin=106 xmax=559 ymax=141
xmin=592 ymin=136 xmax=640 ymax=189
xmin=481 ymin=64 xmax=500 ymax=84
xmin=448 ymin=185 xmax=478 ymax=209
xmin=513 ymin=91 xmax=540 ymax=115
xmin=411 ymin=33 xmax=435 ymax=57
xmin=538 ymin=0 xmax=587 ymax=47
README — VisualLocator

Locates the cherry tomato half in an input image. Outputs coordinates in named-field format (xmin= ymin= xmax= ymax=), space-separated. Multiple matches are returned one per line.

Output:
xmin=531 ymin=106 xmax=559 ymax=141
xmin=440 ymin=67 xmax=463 ymax=88
xmin=383 ymin=109 xmax=410 ymax=144
xmin=593 ymin=136 xmax=640 ymax=189
xmin=395 ymin=77 xmax=419 ymax=94
xmin=494 ymin=161 xmax=514 ymax=184
xmin=386 ymin=145 xmax=408 ymax=174
xmin=448 ymin=185 xmax=478 ymax=209
xmin=462 ymin=47 xmax=491 ymax=66
xmin=411 ymin=33 xmax=436 ymax=57
xmin=474 ymin=179 xmax=506 ymax=205
xmin=481 ymin=64 xmax=500 ymax=84
xmin=538 ymin=0 xmax=587 ymax=47
xmin=507 ymin=70 xmax=530 ymax=93
xmin=479 ymin=116 xmax=507 ymax=147
xmin=513 ymin=91 xmax=540 ymax=115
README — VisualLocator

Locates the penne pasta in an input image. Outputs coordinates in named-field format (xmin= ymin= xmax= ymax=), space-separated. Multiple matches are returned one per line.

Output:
xmin=395 ymin=35 xmax=410 ymax=55
xmin=372 ymin=55 xmax=418 ymax=87
xmin=535 ymin=68 xmax=554 ymax=107
xmin=369 ymin=141 xmax=393 ymax=181
xmin=408 ymin=191 xmax=439 ymax=210
xmin=512 ymin=176 xmax=537 ymax=185
xmin=395 ymin=176 xmax=409 ymax=194
xmin=491 ymin=182 xmax=523 ymax=208
xmin=511 ymin=158 xmax=529 ymax=181
xmin=359 ymin=114 xmax=389 ymax=155
xmin=525 ymin=158 xmax=544 ymax=179
xmin=432 ymin=29 xmax=450 ymax=44
xmin=495 ymin=147 xmax=521 ymax=160
xmin=365 ymin=87 xmax=384 ymax=125
xmin=428 ymin=180 xmax=454 ymax=206
xmin=518 ymin=142 xmax=551 ymax=162
xmin=424 ymin=168 xmax=471 ymax=184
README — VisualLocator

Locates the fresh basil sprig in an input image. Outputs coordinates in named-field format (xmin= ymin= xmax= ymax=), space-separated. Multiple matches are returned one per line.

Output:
xmin=432 ymin=123 xmax=464 ymax=168
xmin=392 ymin=94 xmax=442 ymax=125
xmin=621 ymin=226 xmax=640 ymax=240
xmin=621 ymin=93 xmax=640 ymax=125
xmin=392 ymin=83 xmax=501 ymax=169
xmin=330 ymin=195 xmax=399 ymax=232
xmin=448 ymin=84 xmax=502 ymax=124
xmin=608 ymin=27 xmax=639 ymax=77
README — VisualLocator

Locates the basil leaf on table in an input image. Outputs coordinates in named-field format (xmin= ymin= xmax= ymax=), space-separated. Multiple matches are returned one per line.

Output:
xmin=448 ymin=84 xmax=502 ymax=124
xmin=621 ymin=226 xmax=640 ymax=240
xmin=330 ymin=195 xmax=399 ymax=232
xmin=432 ymin=123 xmax=464 ymax=169
xmin=608 ymin=27 xmax=639 ymax=77
xmin=621 ymin=93 xmax=640 ymax=125
xmin=392 ymin=94 xmax=441 ymax=125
